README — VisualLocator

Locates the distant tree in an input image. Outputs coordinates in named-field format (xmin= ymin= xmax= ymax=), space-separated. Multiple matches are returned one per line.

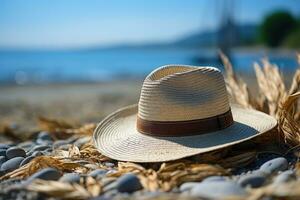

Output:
xmin=284 ymin=28 xmax=300 ymax=48
xmin=260 ymin=11 xmax=297 ymax=47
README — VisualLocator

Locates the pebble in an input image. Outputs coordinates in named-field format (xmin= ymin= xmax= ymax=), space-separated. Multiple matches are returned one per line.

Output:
xmin=260 ymin=157 xmax=288 ymax=174
xmin=202 ymin=175 xmax=226 ymax=182
xmin=59 ymin=173 xmax=81 ymax=183
xmin=53 ymin=140 xmax=69 ymax=148
xmin=89 ymin=169 xmax=107 ymax=179
xmin=238 ymin=173 xmax=266 ymax=188
xmin=0 ymin=144 xmax=10 ymax=149
xmin=0 ymin=156 xmax=6 ymax=166
xmin=179 ymin=182 xmax=199 ymax=192
xmin=20 ymin=155 xmax=35 ymax=167
xmin=37 ymin=131 xmax=52 ymax=141
xmin=31 ymin=145 xmax=51 ymax=152
xmin=18 ymin=141 xmax=34 ymax=151
xmin=105 ymin=162 xmax=115 ymax=168
xmin=116 ymin=173 xmax=143 ymax=193
xmin=273 ymin=170 xmax=296 ymax=184
xmin=27 ymin=168 xmax=62 ymax=182
xmin=190 ymin=181 xmax=247 ymax=199
xmin=32 ymin=151 xmax=44 ymax=157
xmin=6 ymin=146 xmax=26 ymax=159
xmin=0 ymin=149 xmax=6 ymax=157
xmin=74 ymin=137 xmax=90 ymax=148
xmin=1 ymin=157 xmax=24 ymax=172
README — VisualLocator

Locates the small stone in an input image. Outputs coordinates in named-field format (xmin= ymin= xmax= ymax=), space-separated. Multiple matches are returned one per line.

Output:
xmin=74 ymin=137 xmax=90 ymax=148
xmin=190 ymin=181 xmax=247 ymax=199
xmin=20 ymin=156 xmax=35 ymax=167
xmin=116 ymin=173 xmax=143 ymax=193
xmin=260 ymin=157 xmax=288 ymax=174
xmin=0 ymin=149 xmax=6 ymax=157
xmin=27 ymin=168 xmax=62 ymax=182
xmin=59 ymin=173 xmax=81 ymax=183
xmin=1 ymin=157 xmax=24 ymax=172
xmin=104 ymin=162 xmax=115 ymax=168
xmin=6 ymin=146 xmax=26 ymax=159
xmin=238 ymin=173 xmax=266 ymax=188
xmin=37 ymin=131 xmax=52 ymax=141
xmin=0 ymin=156 xmax=6 ymax=166
xmin=53 ymin=140 xmax=69 ymax=148
xmin=273 ymin=170 xmax=296 ymax=184
xmin=31 ymin=145 xmax=51 ymax=152
xmin=0 ymin=144 xmax=10 ymax=149
xmin=32 ymin=151 xmax=44 ymax=157
xmin=18 ymin=141 xmax=34 ymax=151
xmin=89 ymin=169 xmax=107 ymax=179
xmin=202 ymin=176 xmax=226 ymax=182
xmin=179 ymin=182 xmax=199 ymax=192
xmin=85 ymin=164 xmax=99 ymax=170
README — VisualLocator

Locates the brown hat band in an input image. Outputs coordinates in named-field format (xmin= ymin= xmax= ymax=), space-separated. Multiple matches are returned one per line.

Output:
xmin=136 ymin=109 xmax=234 ymax=137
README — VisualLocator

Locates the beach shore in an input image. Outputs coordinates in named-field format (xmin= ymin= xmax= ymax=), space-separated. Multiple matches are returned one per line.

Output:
xmin=0 ymin=81 xmax=142 ymax=129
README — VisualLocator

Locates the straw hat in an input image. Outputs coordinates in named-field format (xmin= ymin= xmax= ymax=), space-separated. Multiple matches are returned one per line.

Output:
xmin=93 ymin=65 xmax=277 ymax=162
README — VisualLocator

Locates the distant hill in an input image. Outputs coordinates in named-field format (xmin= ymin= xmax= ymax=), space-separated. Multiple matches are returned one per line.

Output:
xmin=173 ymin=24 xmax=258 ymax=47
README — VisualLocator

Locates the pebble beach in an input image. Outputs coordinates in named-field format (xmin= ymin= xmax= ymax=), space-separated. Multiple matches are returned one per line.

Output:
xmin=0 ymin=80 xmax=300 ymax=200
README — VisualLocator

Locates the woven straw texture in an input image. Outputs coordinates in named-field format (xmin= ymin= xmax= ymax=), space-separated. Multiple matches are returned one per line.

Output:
xmin=138 ymin=65 xmax=229 ymax=121
xmin=93 ymin=65 xmax=277 ymax=162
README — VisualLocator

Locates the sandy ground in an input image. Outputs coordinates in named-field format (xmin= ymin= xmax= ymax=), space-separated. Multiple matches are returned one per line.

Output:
xmin=0 ymin=81 xmax=142 ymax=129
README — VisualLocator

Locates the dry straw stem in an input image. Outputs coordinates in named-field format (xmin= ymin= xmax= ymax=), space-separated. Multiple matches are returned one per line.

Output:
xmin=107 ymin=161 xmax=229 ymax=192
xmin=220 ymin=51 xmax=255 ymax=109
xmin=0 ymin=156 xmax=86 ymax=181
xmin=38 ymin=116 xmax=96 ymax=139
xmin=27 ymin=179 xmax=98 ymax=200
xmin=221 ymin=52 xmax=300 ymax=147
xmin=68 ymin=141 xmax=112 ymax=163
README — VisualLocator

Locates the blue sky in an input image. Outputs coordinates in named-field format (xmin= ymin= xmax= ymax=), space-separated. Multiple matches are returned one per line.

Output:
xmin=0 ymin=0 xmax=299 ymax=49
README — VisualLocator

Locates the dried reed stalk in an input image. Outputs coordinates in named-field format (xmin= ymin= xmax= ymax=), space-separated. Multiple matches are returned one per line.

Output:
xmin=38 ymin=116 xmax=96 ymax=139
xmin=0 ymin=156 xmax=86 ymax=180
xmin=27 ymin=180 xmax=92 ymax=200
xmin=108 ymin=161 xmax=229 ymax=192
xmin=221 ymin=52 xmax=300 ymax=147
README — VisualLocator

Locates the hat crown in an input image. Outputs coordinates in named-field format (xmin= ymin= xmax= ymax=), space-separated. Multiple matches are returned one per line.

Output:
xmin=138 ymin=65 xmax=230 ymax=121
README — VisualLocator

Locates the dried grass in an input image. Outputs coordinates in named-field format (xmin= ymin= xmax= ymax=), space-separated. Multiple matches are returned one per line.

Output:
xmin=221 ymin=52 xmax=300 ymax=147
xmin=38 ymin=116 xmax=96 ymax=139
xmin=0 ymin=156 xmax=87 ymax=180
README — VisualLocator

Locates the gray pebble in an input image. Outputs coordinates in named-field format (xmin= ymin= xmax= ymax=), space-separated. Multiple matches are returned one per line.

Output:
xmin=74 ymin=137 xmax=90 ymax=148
xmin=18 ymin=141 xmax=34 ymax=151
xmin=179 ymin=182 xmax=199 ymax=192
xmin=0 ymin=149 xmax=6 ymax=157
xmin=27 ymin=168 xmax=62 ymax=182
xmin=202 ymin=176 xmax=226 ymax=182
xmin=0 ymin=156 xmax=6 ymax=166
xmin=6 ymin=146 xmax=26 ymax=159
xmin=59 ymin=173 xmax=81 ymax=183
xmin=238 ymin=173 xmax=266 ymax=188
xmin=37 ymin=131 xmax=52 ymax=141
xmin=116 ymin=173 xmax=143 ymax=193
xmin=190 ymin=181 xmax=247 ymax=199
xmin=273 ymin=170 xmax=296 ymax=184
xmin=31 ymin=145 xmax=51 ymax=152
xmin=104 ymin=162 xmax=115 ymax=168
xmin=32 ymin=151 xmax=44 ymax=156
xmin=36 ymin=138 xmax=53 ymax=145
xmin=53 ymin=140 xmax=69 ymax=148
xmin=0 ymin=144 xmax=10 ymax=149
xmin=20 ymin=155 xmax=35 ymax=167
xmin=89 ymin=169 xmax=107 ymax=179
xmin=1 ymin=157 xmax=24 ymax=172
xmin=260 ymin=157 xmax=288 ymax=174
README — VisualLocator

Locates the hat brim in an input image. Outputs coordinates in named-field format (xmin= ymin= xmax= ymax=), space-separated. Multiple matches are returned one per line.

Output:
xmin=93 ymin=104 xmax=277 ymax=162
